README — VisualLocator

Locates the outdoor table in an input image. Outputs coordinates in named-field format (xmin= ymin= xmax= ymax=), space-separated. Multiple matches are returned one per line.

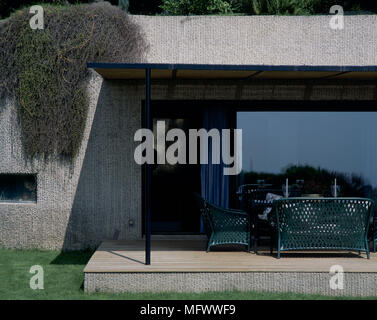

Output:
xmin=237 ymin=185 xmax=303 ymax=254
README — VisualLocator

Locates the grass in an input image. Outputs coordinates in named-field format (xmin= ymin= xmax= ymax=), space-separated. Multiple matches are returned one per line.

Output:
xmin=0 ymin=249 xmax=376 ymax=300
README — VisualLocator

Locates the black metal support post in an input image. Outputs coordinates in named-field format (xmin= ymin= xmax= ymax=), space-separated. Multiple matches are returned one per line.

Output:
xmin=145 ymin=68 xmax=151 ymax=265
xmin=253 ymin=210 xmax=258 ymax=254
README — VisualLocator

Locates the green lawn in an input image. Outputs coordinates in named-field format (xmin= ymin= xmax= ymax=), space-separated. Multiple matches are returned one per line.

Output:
xmin=0 ymin=249 xmax=375 ymax=300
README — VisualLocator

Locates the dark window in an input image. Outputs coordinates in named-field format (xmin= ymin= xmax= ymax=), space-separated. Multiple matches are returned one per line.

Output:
xmin=0 ymin=174 xmax=37 ymax=203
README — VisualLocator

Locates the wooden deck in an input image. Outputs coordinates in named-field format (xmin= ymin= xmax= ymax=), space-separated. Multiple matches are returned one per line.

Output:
xmin=84 ymin=240 xmax=377 ymax=273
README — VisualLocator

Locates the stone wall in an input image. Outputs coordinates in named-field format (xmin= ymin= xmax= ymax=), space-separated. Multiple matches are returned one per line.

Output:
xmin=0 ymin=72 xmax=143 ymax=250
xmin=131 ymin=15 xmax=377 ymax=66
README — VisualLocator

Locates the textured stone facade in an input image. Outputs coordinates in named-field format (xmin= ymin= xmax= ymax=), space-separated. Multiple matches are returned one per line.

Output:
xmin=131 ymin=15 xmax=377 ymax=66
xmin=84 ymin=271 xmax=377 ymax=296
xmin=0 ymin=72 xmax=143 ymax=250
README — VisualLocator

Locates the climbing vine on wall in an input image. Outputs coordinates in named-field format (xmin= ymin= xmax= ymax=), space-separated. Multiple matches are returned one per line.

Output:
xmin=0 ymin=2 xmax=147 ymax=160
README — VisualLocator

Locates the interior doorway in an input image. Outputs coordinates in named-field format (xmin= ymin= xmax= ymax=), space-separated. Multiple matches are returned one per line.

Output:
xmin=150 ymin=102 xmax=202 ymax=234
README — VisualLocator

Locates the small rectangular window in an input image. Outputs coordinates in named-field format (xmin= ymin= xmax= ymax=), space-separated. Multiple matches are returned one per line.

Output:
xmin=0 ymin=174 xmax=37 ymax=203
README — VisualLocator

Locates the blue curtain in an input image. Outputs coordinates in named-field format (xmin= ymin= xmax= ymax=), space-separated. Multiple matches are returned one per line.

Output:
xmin=200 ymin=106 xmax=230 ymax=232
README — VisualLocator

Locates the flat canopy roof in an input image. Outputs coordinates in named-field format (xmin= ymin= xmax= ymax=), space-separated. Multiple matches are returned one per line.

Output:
xmin=87 ymin=62 xmax=377 ymax=80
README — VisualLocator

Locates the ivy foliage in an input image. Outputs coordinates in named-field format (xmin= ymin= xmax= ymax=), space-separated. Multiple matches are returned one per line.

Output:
xmin=1 ymin=0 xmax=377 ymax=16
xmin=247 ymin=0 xmax=316 ymax=15
xmin=160 ymin=0 xmax=233 ymax=15
xmin=0 ymin=2 xmax=147 ymax=160
xmin=240 ymin=0 xmax=375 ymax=15
xmin=159 ymin=0 xmax=377 ymax=15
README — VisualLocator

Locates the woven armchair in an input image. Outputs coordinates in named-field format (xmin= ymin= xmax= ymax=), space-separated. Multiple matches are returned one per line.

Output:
xmin=194 ymin=193 xmax=250 ymax=252
xmin=273 ymin=198 xmax=374 ymax=259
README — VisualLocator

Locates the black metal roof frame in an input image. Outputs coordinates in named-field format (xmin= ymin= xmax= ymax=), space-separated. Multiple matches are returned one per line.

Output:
xmin=87 ymin=62 xmax=377 ymax=72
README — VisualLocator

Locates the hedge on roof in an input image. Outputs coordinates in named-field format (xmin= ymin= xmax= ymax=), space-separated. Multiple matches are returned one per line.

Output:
xmin=159 ymin=0 xmax=377 ymax=15
xmin=0 ymin=2 xmax=147 ymax=160
xmin=1 ymin=0 xmax=377 ymax=17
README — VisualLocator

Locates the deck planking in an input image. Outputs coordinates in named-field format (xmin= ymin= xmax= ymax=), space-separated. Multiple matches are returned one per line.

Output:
xmin=84 ymin=240 xmax=377 ymax=273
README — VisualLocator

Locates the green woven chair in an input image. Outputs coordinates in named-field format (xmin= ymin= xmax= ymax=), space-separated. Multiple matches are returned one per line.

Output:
xmin=374 ymin=212 xmax=377 ymax=252
xmin=194 ymin=193 xmax=250 ymax=252
xmin=193 ymin=192 xmax=212 ymax=240
xmin=273 ymin=198 xmax=374 ymax=259
xmin=371 ymin=209 xmax=377 ymax=252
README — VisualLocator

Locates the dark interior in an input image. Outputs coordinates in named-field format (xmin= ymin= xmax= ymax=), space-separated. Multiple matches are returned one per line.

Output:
xmin=150 ymin=102 xmax=203 ymax=233
xmin=0 ymin=174 xmax=37 ymax=202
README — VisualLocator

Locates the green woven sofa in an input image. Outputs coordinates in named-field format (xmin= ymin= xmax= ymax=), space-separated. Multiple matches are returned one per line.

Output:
xmin=194 ymin=193 xmax=250 ymax=252
xmin=272 ymin=198 xmax=374 ymax=259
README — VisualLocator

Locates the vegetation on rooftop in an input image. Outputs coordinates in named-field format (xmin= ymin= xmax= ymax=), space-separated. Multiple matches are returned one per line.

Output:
xmin=230 ymin=0 xmax=377 ymax=15
xmin=158 ymin=0 xmax=377 ymax=15
xmin=0 ymin=2 xmax=147 ymax=161
xmin=1 ymin=0 xmax=376 ymax=18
